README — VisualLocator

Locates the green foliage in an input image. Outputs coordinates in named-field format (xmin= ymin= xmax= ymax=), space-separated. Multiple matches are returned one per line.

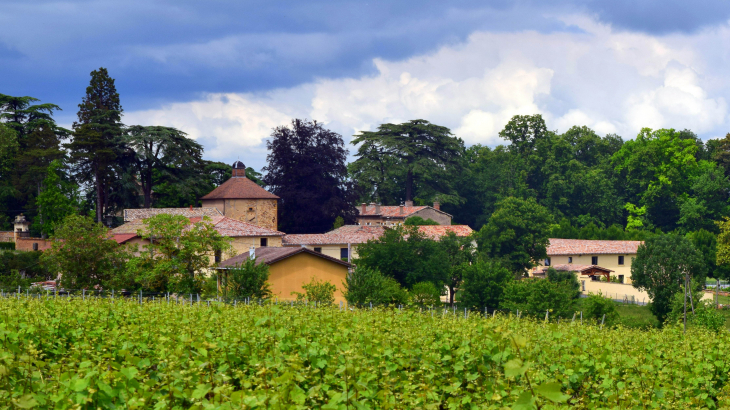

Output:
xmin=1 ymin=297 xmax=730 ymax=407
xmin=458 ymin=259 xmax=513 ymax=309
xmin=409 ymin=281 xmax=442 ymax=305
xmin=221 ymin=257 xmax=271 ymax=300
xmin=350 ymin=119 xmax=464 ymax=205
xmin=688 ymin=228 xmax=730 ymax=280
xmin=477 ymin=196 xmax=554 ymax=274
xmin=126 ymin=214 xmax=233 ymax=294
xmin=332 ymin=215 xmax=344 ymax=230
xmin=582 ymin=292 xmax=618 ymax=326
xmin=631 ymin=234 xmax=706 ymax=323
xmin=35 ymin=159 xmax=77 ymax=236
xmin=403 ymin=216 xmax=440 ymax=226
xmin=0 ymin=251 xmax=49 ymax=289
xmin=667 ymin=285 xmax=725 ymax=332
xmin=41 ymin=214 xmax=129 ymax=289
xmin=501 ymin=278 xmax=577 ymax=318
xmin=0 ymin=242 xmax=14 ymax=251
xmin=439 ymin=230 xmax=476 ymax=305
xmin=292 ymin=277 xmax=336 ymax=304
xmin=343 ymin=265 xmax=409 ymax=306
xmin=355 ymin=225 xmax=449 ymax=287
xmin=546 ymin=268 xmax=580 ymax=299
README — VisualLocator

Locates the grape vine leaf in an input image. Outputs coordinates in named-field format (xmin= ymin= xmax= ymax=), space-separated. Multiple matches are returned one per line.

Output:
xmin=536 ymin=382 xmax=569 ymax=403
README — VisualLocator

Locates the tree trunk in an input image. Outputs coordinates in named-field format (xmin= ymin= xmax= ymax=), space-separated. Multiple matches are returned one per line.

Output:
xmin=95 ymin=167 xmax=103 ymax=223
xmin=406 ymin=168 xmax=413 ymax=202
xmin=449 ymin=285 xmax=455 ymax=306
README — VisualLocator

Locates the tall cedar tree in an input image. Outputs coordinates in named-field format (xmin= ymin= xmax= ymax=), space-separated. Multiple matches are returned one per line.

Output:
xmin=350 ymin=119 xmax=464 ymax=204
xmin=263 ymin=119 xmax=357 ymax=233
xmin=124 ymin=125 xmax=204 ymax=208
xmin=67 ymin=68 xmax=124 ymax=222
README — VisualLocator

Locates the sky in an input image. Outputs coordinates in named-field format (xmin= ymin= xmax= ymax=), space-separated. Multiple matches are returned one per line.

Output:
xmin=3 ymin=0 xmax=730 ymax=170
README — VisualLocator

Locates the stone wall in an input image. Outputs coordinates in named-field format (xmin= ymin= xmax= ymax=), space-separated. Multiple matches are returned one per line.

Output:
xmin=223 ymin=199 xmax=278 ymax=231
xmin=0 ymin=232 xmax=14 ymax=242
xmin=15 ymin=237 xmax=53 ymax=252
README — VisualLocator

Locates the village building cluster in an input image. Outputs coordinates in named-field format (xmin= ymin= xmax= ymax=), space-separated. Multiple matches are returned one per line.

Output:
xmin=0 ymin=161 xmax=650 ymax=303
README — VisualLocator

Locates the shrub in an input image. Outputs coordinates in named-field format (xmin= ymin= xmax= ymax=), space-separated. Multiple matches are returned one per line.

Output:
xmin=582 ymin=292 xmax=618 ymax=325
xmin=293 ymin=278 xmax=336 ymax=305
xmin=458 ymin=260 xmax=513 ymax=309
xmin=546 ymin=268 xmax=580 ymax=298
xmin=403 ymin=216 xmax=439 ymax=226
xmin=409 ymin=282 xmax=442 ymax=305
xmin=501 ymin=278 xmax=576 ymax=318
xmin=667 ymin=283 xmax=725 ymax=332
xmin=344 ymin=266 xmax=409 ymax=306
xmin=223 ymin=257 xmax=271 ymax=300
xmin=0 ymin=242 xmax=14 ymax=251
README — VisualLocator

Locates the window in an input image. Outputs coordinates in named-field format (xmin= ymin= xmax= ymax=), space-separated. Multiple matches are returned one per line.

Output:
xmin=618 ymin=275 xmax=624 ymax=284
xmin=340 ymin=247 xmax=349 ymax=261
xmin=214 ymin=250 xmax=221 ymax=263
xmin=591 ymin=256 xmax=598 ymax=265
xmin=32 ymin=243 xmax=38 ymax=251
xmin=314 ymin=247 xmax=322 ymax=253
xmin=581 ymin=280 xmax=585 ymax=291
xmin=618 ymin=255 xmax=625 ymax=265
xmin=544 ymin=258 xmax=551 ymax=266
xmin=260 ymin=238 xmax=268 ymax=247
xmin=568 ymin=256 xmax=573 ymax=263
xmin=248 ymin=207 xmax=253 ymax=211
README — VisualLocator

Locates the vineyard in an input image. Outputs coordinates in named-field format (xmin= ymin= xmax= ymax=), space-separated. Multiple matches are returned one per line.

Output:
xmin=2 ymin=297 xmax=730 ymax=409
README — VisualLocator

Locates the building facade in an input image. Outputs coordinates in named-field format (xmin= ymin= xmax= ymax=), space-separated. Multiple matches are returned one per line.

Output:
xmin=356 ymin=202 xmax=452 ymax=226
xmin=200 ymin=161 xmax=279 ymax=230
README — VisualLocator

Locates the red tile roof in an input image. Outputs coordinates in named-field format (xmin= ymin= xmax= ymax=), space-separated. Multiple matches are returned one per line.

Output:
xmin=282 ymin=224 xmax=473 ymax=245
xmin=217 ymin=246 xmax=351 ymax=268
xmin=546 ymin=238 xmax=642 ymax=256
xmin=201 ymin=176 xmax=279 ymax=200
xmin=112 ymin=215 xmax=284 ymax=238
xmin=112 ymin=233 xmax=137 ymax=244
xmin=417 ymin=225 xmax=474 ymax=240
xmin=123 ymin=207 xmax=222 ymax=222
xmin=358 ymin=205 xmax=427 ymax=217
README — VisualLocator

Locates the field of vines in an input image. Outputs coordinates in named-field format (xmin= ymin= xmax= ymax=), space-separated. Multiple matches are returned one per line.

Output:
xmin=2 ymin=296 xmax=730 ymax=409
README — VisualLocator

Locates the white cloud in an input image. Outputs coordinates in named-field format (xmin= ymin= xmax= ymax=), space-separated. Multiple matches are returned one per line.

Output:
xmin=125 ymin=15 xmax=730 ymax=167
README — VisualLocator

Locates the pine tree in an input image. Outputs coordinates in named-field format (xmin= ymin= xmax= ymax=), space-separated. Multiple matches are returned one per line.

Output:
xmin=66 ymin=68 xmax=124 ymax=222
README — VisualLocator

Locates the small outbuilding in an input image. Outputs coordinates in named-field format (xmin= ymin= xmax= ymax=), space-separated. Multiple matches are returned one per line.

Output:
xmin=217 ymin=247 xmax=351 ymax=304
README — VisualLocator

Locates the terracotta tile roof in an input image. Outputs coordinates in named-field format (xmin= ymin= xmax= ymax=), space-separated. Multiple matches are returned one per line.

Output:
xmin=417 ymin=225 xmax=474 ymax=239
xmin=112 ymin=215 xmax=284 ymax=238
xmin=218 ymin=246 xmax=351 ymax=268
xmin=201 ymin=177 xmax=279 ymax=200
xmin=357 ymin=205 xmax=452 ymax=218
xmin=282 ymin=224 xmax=473 ymax=245
xmin=123 ymin=207 xmax=222 ymax=222
xmin=112 ymin=233 xmax=137 ymax=244
xmin=546 ymin=238 xmax=642 ymax=256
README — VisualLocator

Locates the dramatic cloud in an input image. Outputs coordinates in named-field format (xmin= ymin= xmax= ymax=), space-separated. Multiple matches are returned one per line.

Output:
xmin=125 ymin=16 xmax=730 ymax=168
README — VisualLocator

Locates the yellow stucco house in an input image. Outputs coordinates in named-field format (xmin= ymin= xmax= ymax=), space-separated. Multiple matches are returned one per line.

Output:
xmin=217 ymin=246 xmax=351 ymax=304
xmin=200 ymin=161 xmax=279 ymax=231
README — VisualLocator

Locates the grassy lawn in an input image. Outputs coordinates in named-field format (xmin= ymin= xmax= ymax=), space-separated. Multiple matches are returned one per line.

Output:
xmin=614 ymin=303 xmax=660 ymax=329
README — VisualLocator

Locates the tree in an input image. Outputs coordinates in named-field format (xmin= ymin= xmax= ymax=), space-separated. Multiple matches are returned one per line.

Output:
xmin=546 ymin=268 xmax=580 ymax=299
xmin=222 ymin=257 xmax=271 ymax=300
xmin=409 ymin=282 xmax=442 ymax=305
xmin=500 ymin=114 xmax=549 ymax=156
xmin=66 ymin=68 xmax=124 ymax=223
xmin=631 ymin=234 xmax=706 ymax=323
xmin=477 ymin=197 xmax=554 ymax=274
xmin=403 ymin=216 xmax=439 ymax=226
xmin=688 ymin=229 xmax=730 ymax=280
xmin=458 ymin=260 xmax=513 ymax=309
xmin=35 ymin=160 xmax=77 ymax=237
xmin=350 ymin=119 xmax=464 ymax=204
xmin=439 ymin=231 xmax=476 ymax=305
xmin=41 ymin=214 xmax=129 ymax=289
xmin=355 ymin=225 xmax=449 ymax=287
xmin=582 ymin=292 xmax=618 ymax=326
xmin=501 ymin=278 xmax=576 ymax=318
xmin=128 ymin=214 xmax=233 ymax=294
xmin=124 ymin=125 xmax=205 ymax=208
xmin=0 ymin=124 xmax=18 ymax=223
xmin=263 ymin=119 xmax=358 ymax=233
xmin=343 ymin=265 xmax=409 ymax=306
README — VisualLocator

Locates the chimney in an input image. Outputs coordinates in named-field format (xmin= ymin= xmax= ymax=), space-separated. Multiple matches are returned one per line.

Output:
xmin=404 ymin=200 xmax=413 ymax=207
xmin=232 ymin=161 xmax=247 ymax=178
xmin=189 ymin=205 xmax=193 ymax=211
xmin=433 ymin=201 xmax=440 ymax=211
xmin=375 ymin=203 xmax=381 ymax=215
xmin=361 ymin=203 xmax=367 ymax=214
xmin=249 ymin=246 xmax=255 ymax=260
xmin=399 ymin=203 xmax=404 ymax=215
